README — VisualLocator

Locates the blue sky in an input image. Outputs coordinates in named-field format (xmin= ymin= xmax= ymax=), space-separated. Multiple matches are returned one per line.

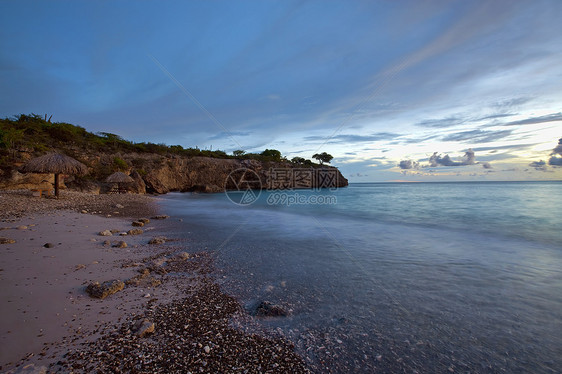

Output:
xmin=1 ymin=0 xmax=561 ymax=182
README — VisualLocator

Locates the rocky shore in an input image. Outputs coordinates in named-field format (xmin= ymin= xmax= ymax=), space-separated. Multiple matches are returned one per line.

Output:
xmin=0 ymin=191 xmax=308 ymax=373
xmin=0 ymin=190 xmax=159 ymax=220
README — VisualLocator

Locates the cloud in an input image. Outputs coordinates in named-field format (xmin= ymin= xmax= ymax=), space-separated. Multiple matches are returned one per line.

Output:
xmin=549 ymin=156 xmax=562 ymax=166
xmin=303 ymin=132 xmax=400 ymax=144
xmin=491 ymin=97 xmax=532 ymax=110
xmin=482 ymin=162 xmax=493 ymax=169
xmin=471 ymin=143 xmax=534 ymax=152
xmin=398 ymin=160 xmax=419 ymax=169
xmin=529 ymin=160 xmax=547 ymax=171
xmin=551 ymin=138 xmax=562 ymax=155
xmin=429 ymin=149 xmax=476 ymax=167
xmin=442 ymin=129 xmax=512 ymax=143
xmin=207 ymin=131 xmax=251 ymax=141
xmin=503 ymin=112 xmax=562 ymax=126
xmin=416 ymin=116 xmax=466 ymax=128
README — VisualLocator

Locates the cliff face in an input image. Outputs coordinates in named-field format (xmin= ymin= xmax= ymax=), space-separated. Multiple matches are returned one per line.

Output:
xmin=137 ymin=156 xmax=348 ymax=194
xmin=0 ymin=153 xmax=348 ymax=194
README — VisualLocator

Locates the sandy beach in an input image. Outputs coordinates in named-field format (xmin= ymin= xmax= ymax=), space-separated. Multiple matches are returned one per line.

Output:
xmin=0 ymin=191 xmax=307 ymax=373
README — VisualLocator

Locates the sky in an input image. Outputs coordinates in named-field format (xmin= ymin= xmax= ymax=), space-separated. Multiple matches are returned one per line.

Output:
xmin=1 ymin=0 xmax=561 ymax=182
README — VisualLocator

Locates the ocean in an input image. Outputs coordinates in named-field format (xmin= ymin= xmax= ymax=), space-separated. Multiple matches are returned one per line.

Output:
xmin=157 ymin=181 xmax=562 ymax=373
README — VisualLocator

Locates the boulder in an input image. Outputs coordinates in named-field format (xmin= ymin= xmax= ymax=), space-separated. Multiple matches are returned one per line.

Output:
xmin=133 ymin=318 xmax=155 ymax=338
xmin=127 ymin=228 xmax=144 ymax=235
xmin=148 ymin=236 xmax=166 ymax=245
xmin=85 ymin=280 xmax=125 ymax=299
xmin=112 ymin=241 xmax=127 ymax=248
xmin=253 ymin=301 xmax=288 ymax=317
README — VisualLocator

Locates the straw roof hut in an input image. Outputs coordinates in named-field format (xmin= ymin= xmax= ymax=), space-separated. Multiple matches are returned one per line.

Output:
xmin=105 ymin=171 xmax=134 ymax=184
xmin=106 ymin=171 xmax=134 ymax=194
xmin=20 ymin=153 xmax=88 ymax=197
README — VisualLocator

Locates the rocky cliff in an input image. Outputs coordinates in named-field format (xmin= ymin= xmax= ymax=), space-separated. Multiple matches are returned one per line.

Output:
xmin=0 ymin=152 xmax=348 ymax=195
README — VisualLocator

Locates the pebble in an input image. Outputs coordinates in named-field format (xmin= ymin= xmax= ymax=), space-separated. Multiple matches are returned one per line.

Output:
xmin=132 ymin=221 xmax=144 ymax=227
xmin=0 ymin=237 xmax=16 ymax=244
xmin=98 ymin=230 xmax=113 ymax=236
xmin=115 ymin=204 xmax=124 ymax=209
xmin=204 ymin=345 xmax=211 ymax=354
xmin=43 ymin=243 xmax=54 ymax=248
xmin=17 ymin=225 xmax=28 ymax=230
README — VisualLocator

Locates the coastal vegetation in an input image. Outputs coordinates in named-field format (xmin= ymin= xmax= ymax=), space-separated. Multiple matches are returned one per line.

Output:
xmin=0 ymin=114 xmax=324 ymax=167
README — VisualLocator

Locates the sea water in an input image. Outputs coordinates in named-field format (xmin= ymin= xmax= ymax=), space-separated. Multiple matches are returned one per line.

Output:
xmin=157 ymin=182 xmax=562 ymax=373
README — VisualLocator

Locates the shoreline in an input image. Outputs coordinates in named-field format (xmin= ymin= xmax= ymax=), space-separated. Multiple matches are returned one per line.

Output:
xmin=0 ymin=191 xmax=308 ymax=373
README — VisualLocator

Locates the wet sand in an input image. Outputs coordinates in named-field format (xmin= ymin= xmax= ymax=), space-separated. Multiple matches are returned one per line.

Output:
xmin=0 ymin=191 xmax=307 ymax=373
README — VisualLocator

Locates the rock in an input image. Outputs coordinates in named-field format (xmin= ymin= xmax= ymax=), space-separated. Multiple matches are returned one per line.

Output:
xmin=112 ymin=241 xmax=127 ymax=248
xmin=254 ymin=301 xmax=288 ymax=317
xmin=144 ymin=293 xmax=151 ymax=298
xmin=0 ymin=237 xmax=16 ymax=244
xmin=133 ymin=319 xmax=155 ymax=337
xmin=110 ymin=229 xmax=120 ymax=234
xmin=151 ymin=215 xmax=170 ymax=220
xmin=148 ymin=236 xmax=166 ymax=245
xmin=103 ymin=240 xmax=111 ymax=246
xmin=127 ymin=228 xmax=144 ymax=235
xmin=75 ymin=264 xmax=86 ymax=271
xmin=176 ymin=251 xmax=189 ymax=260
xmin=81 ymin=210 xmax=88 ymax=214
xmin=17 ymin=225 xmax=28 ymax=230
xmin=98 ymin=230 xmax=113 ymax=236
xmin=138 ymin=218 xmax=150 ymax=224
xmin=8 ymin=364 xmax=48 ymax=374
xmin=115 ymin=204 xmax=124 ymax=209
xmin=204 ymin=345 xmax=211 ymax=354
xmin=131 ymin=221 xmax=144 ymax=227
xmin=85 ymin=280 xmax=125 ymax=299
xmin=119 ymin=232 xmax=128 ymax=236
xmin=43 ymin=243 xmax=54 ymax=248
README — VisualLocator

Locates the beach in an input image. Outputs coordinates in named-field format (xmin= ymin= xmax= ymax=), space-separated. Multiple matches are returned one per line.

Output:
xmin=0 ymin=191 xmax=307 ymax=373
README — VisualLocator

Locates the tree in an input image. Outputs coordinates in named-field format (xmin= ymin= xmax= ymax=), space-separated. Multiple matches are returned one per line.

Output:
xmin=312 ymin=152 xmax=333 ymax=165
xmin=261 ymin=149 xmax=281 ymax=161
xmin=232 ymin=149 xmax=246 ymax=157
xmin=291 ymin=156 xmax=306 ymax=164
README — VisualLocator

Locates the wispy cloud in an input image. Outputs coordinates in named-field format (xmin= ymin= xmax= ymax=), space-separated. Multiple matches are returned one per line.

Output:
xmin=304 ymin=132 xmax=400 ymax=144
xmin=442 ymin=129 xmax=512 ymax=143
xmin=503 ymin=112 xmax=562 ymax=126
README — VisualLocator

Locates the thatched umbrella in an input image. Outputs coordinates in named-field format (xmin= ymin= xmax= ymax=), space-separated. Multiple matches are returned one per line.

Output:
xmin=106 ymin=171 xmax=134 ymax=193
xmin=20 ymin=153 xmax=88 ymax=197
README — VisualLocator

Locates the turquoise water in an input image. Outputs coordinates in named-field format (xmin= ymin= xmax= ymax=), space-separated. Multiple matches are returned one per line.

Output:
xmin=158 ymin=182 xmax=562 ymax=373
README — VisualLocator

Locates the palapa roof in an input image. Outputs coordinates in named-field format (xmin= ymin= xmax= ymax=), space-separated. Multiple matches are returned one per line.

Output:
xmin=106 ymin=171 xmax=134 ymax=183
xmin=20 ymin=153 xmax=88 ymax=175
